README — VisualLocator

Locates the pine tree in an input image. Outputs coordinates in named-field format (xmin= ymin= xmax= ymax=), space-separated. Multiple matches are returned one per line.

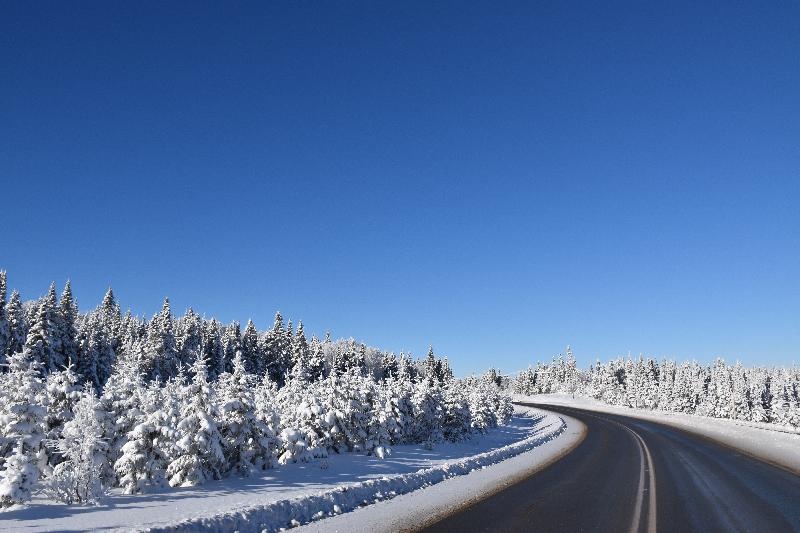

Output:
xmin=44 ymin=364 xmax=82 ymax=467
xmin=241 ymin=319 xmax=260 ymax=375
xmin=264 ymin=312 xmax=291 ymax=385
xmin=100 ymin=287 xmax=122 ymax=354
xmin=43 ymin=383 xmax=107 ymax=505
xmin=77 ymin=312 xmax=116 ymax=390
xmin=166 ymin=355 xmax=224 ymax=487
xmin=220 ymin=322 xmax=241 ymax=375
xmin=410 ymin=379 xmax=444 ymax=447
xmin=0 ymin=349 xmax=46 ymax=507
xmin=114 ymin=386 xmax=170 ymax=494
xmin=0 ymin=271 xmax=9 ymax=367
xmin=292 ymin=321 xmax=309 ymax=373
xmin=200 ymin=319 xmax=225 ymax=379
xmin=441 ymin=381 xmax=471 ymax=442
xmin=277 ymin=371 xmax=330 ymax=463
xmin=424 ymin=346 xmax=438 ymax=386
xmin=176 ymin=308 xmax=202 ymax=369
xmin=306 ymin=337 xmax=326 ymax=382
xmin=24 ymin=299 xmax=56 ymax=375
xmin=564 ymin=346 xmax=578 ymax=398
xmin=146 ymin=299 xmax=178 ymax=382
xmin=6 ymin=290 xmax=27 ymax=358
xmin=100 ymin=355 xmax=147 ymax=486
xmin=216 ymin=353 xmax=273 ymax=474
xmin=55 ymin=281 xmax=79 ymax=368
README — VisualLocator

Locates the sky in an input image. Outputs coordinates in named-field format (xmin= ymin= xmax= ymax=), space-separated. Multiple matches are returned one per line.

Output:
xmin=2 ymin=1 xmax=799 ymax=375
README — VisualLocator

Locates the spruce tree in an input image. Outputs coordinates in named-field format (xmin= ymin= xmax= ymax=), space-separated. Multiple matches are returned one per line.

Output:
xmin=6 ymin=290 xmax=27 ymax=358
xmin=200 ymin=319 xmax=224 ymax=379
xmin=424 ymin=346 xmax=438 ymax=386
xmin=0 ymin=271 xmax=9 ymax=367
xmin=176 ymin=308 xmax=202 ymax=369
xmin=55 ymin=281 xmax=79 ymax=368
xmin=216 ymin=353 xmax=272 ymax=474
xmin=44 ymin=364 xmax=82 ymax=466
xmin=292 ymin=321 xmax=309 ymax=372
xmin=114 ymin=385 xmax=170 ymax=494
xmin=220 ymin=321 xmax=241 ymax=375
xmin=0 ymin=349 xmax=46 ymax=507
xmin=146 ymin=299 xmax=178 ymax=382
xmin=241 ymin=319 xmax=260 ymax=374
xmin=25 ymin=299 xmax=56 ymax=374
xmin=166 ymin=355 xmax=224 ymax=487
xmin=43 ymin=383 xmax=107 ymax=505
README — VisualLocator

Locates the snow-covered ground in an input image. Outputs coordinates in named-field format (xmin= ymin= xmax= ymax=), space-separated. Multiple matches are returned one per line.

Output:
xmin=0 ymin=406 xmax=568 ymax=533
xmin=517 ymin=393 xmax=800 ymax=474
xmin=295 ymin=410 xmax=584 ymax=533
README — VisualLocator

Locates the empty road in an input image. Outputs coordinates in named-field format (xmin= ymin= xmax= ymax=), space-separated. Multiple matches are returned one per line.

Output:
xmin=419 ymin=403 xmax=800 ymax=533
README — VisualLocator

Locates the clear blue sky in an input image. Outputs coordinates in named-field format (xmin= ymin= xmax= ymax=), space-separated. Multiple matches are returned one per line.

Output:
xmin=2 ymin=1 xmax=798 ymax=374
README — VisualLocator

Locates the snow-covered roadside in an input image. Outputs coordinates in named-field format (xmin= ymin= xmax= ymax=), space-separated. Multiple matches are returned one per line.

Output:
xmin=0 ymin=407 xmax=566 ymax=533
xmin=144 ymin=407 xmax=567 ymax=533
xmin=517 ymin=393 xmax=800 ymax=474
xmin=295 ymin=410 xmax=585 ymax=533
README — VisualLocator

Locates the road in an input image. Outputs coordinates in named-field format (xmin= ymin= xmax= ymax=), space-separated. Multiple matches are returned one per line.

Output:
xmin=418 ymin=403 xmax=800 ymax=533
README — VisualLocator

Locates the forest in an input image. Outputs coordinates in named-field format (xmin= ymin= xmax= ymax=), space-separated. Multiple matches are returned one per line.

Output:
xmin=513 ymin=347 xmax=800 ymax=428
xmin=0 ymin=272 xmax=512 ymax=507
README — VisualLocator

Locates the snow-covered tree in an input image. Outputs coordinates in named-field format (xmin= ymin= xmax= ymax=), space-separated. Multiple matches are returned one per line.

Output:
xmin=44 ymin=364 xmax=82 ymax=466
xmin=5 ymin=290 xmax=27 ymax=358
xmin=0 ymin=271 xmax=9 ymax=368
xmin=241 ymin=319 xmax=260 ymax=375
xmin=54 ymin=281 xmax=79 ymax=370
xmin=166 ymin=355 xmax=224 ymax=487
xmin=43 ymin=383 xmax=107 ymax=505
xmin=0 ymin=349 xmax=46 ymax=508
xmin=114 ymin=386 xmax=170 ymax=494
xmin=145 ymin=299 xmax=178 ymax=382
xmin=216 ymin=353 xmax=273 ymax=474
xmin=24 ymin=298 xmax=57 ymax=375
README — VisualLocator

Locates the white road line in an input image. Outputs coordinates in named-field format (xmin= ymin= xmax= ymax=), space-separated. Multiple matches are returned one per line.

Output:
xmin=626 ymin=425 xmax=657 ymax=533
xmin=561 ymin=408 xmax=657 ymax=533
xmin=627 ymin=426 xmax=646 ymax=533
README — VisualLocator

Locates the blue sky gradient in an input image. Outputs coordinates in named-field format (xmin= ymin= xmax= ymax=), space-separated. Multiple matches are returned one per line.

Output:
xmin=2 ymin=1 xmax=799 ymax=374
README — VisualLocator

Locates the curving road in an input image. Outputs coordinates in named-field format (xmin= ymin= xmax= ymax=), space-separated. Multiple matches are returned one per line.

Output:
xmin=418 ymin=403 xmax=800 ymax=533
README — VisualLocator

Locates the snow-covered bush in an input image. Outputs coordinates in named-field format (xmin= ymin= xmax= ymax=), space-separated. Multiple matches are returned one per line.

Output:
xmin=114 ymin=386 xmax=170 ymax=494
xmin=216 ymin=353 xmax=274 ymax=474
xmin=276 ymin=371 xmax=330 ymax=464
xmin=42 ymin=383 xmax=107 ymax=505
xmin=166 ymin=356 xmax=224 ymax=487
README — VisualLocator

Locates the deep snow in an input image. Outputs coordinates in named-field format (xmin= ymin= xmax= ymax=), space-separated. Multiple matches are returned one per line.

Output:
xmin=295 ymin=410 xmax=585 ymax=533
xmin=0 ymin=406 xmax=566 ymax=532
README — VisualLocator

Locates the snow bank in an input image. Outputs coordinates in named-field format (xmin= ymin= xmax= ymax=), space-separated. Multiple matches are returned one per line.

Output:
xmin=142 ymin=408 xmax=567 ymax=533
xmin=0 ymin=407 xmax=566 ymax=532
xmin=518 ymin=394 xmax=800 ymax=474
xmin=295 ymin=410 xmax=585 ymax=533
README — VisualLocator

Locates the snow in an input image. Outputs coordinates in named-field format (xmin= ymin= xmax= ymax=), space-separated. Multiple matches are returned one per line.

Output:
xmin=517 ymin=393 xmax=800 ymax=474
xmin=295 ymin=409 xmax=585 ymax=533
xmin=0 ymin=406 xmax=566 ymax=532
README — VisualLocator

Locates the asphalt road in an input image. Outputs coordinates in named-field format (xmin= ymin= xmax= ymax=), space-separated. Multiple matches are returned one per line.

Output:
xmin=418 ymin=403 xmax=800 ymax=533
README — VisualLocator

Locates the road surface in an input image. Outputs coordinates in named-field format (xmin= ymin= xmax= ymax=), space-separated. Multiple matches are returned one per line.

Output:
xmin=418 ymin=403 xmax=800 ymax=533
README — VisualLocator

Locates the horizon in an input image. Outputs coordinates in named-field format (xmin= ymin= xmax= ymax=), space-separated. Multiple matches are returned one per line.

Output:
xmin=4 ymin=2 xmax=799 ymax=374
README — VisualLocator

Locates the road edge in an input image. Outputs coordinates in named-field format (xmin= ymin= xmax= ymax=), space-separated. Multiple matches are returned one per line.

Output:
xmin=526 ymin=400 xmax=800 ymax=476
xmin=295 ymin=408 xmax=587 ymax=533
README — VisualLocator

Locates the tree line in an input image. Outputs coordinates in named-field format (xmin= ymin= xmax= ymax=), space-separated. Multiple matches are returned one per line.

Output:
xmin=513 ymin=346 xmax=800 ymax=428
xmin=0 ymin=272 xmax=511 ymax=508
